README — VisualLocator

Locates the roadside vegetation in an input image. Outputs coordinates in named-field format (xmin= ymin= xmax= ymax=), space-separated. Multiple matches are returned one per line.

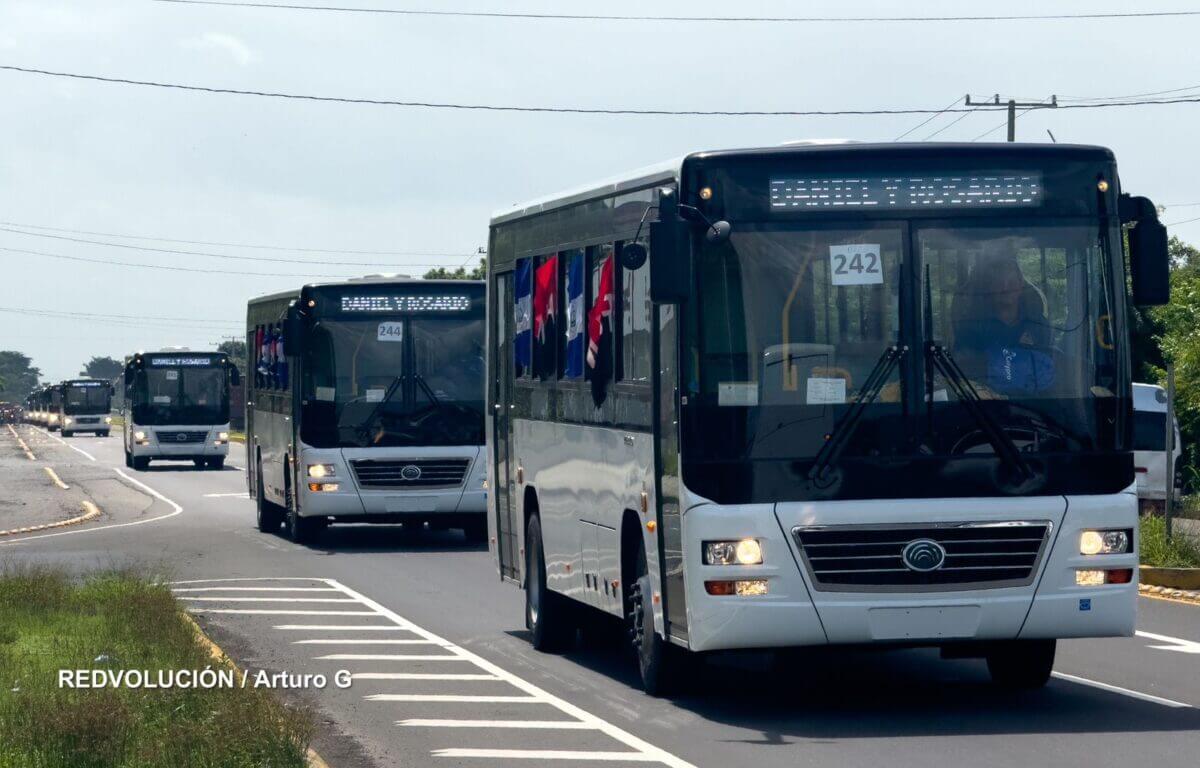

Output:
xmin=0 ymin=566 xmax=312 ymax=768
xmin=1140 ymin=514 xmax=1200 ymax=569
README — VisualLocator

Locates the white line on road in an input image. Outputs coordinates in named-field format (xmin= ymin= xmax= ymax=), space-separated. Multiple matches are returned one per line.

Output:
xmin=274 ymin=625 xmax=408 ymax=631
xmin=177 ymin=597 xmax=359 ymax=603
xmin=433 ymin=749 xmax=657 ymax=761
xmin=171 ymin=577 xmax=326 ymax=584
xmin=294 ymin=639 xmax=442 ymax=645
xmin=174 ymin=587 xmax=340 ymax=593
xmin=357 ymin=673 xmax=499 ymax=681
xmin=1136 ymin=630 xmax=1200 ymax=654
xmin=316 ymin=654 xmax=463 ymax=661
xmin=0 ymin=467 xmax=183 ymax=545
xmin=203 ymin=493 xmax=249 ymax=498
xmin=190 ymin=609 xmax=380 ymax=616
xmin=401 ymin=719 xmax=593 ymax=729
xmin=367 ymin=694 xmax=541 ymax=703
xmin=34 ymin=426 xmax=96 ymax=462
xmin=1052 ymin=672 xmax=1192 ymax=708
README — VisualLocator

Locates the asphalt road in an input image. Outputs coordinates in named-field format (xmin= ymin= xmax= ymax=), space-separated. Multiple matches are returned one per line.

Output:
xmin=3 ymin=424 xmax=1199 ymax=768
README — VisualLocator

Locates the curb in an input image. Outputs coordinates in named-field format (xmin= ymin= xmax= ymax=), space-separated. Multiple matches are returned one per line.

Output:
xmin=1139 ymin=582 xmax=1200 ymax=605
xmin=1139 ymin=565 xmax=1200 ymax=590
xmin=0 ymin=500 xmax=101 ymax=537
xmin=181 ymin=613 xmax=331 ymax=768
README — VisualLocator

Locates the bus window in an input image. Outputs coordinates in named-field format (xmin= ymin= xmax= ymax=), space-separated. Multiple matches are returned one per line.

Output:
xmin=587 ymin=244 xmax=616 ymax=402
xmin=514 ymin=258 xmax=532 ymax=379
xmin=563 ymin=250 xmax=586 ymax=380
xmin=533 ymin=253 xmax=559 ymax=380
xmin=621 ymin=238 xmax=651 ymax=384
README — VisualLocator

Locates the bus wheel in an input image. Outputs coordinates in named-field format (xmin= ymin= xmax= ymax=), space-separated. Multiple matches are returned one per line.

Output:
xmin=986 ymin=639 xmax=1055 ymax=690
xmin=132 ymin=456 xmax=150 ymax=471
xmin=193 ymin=459 xmax=206 ymax=469
xmin=207 ymin=457 xmax=225 ymax=470
xmin=525 ymin=515 xmax=574 ymax=652
xmin=629 ymin=546 xmax=688 ymax=696
xmin=462 ymin=518 xmax=487 ymax=545
xmin=255 ymin=464 xmax=283 ymax=533
xmin=124 ymin=448 xmax=132 ymax=468
xmin=62 ymin=431 xmax=72 ymax=438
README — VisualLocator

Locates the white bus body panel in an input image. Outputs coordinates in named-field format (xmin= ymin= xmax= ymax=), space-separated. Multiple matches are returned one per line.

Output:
xmin=127 ymin=422 xmax=231 ymax=460
xmin=680 ymin=487 xmax=1137 ymax=653
xmin=1132 ymin=383 xmax=1182 ymax=501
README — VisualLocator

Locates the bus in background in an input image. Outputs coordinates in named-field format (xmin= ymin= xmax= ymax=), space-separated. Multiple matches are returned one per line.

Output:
xmin=1132 ymin=382 xmax=1183 ymax=514
xmin=57 ymin=378 xmax=114 ymax=437
xmin=246 ymin=277 xmax=487 ymax=544
xmin=43 ymin=384 xmax=63 ymax=431
xmin=487 ymin=142 xmax=1171 ymax=694
xmin=24 ymin=390 xmax=43 ymax=425
xmin=121 ymin=350 xmax=239 ymax=471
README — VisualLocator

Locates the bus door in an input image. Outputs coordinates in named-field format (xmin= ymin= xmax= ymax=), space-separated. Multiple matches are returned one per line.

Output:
xmin=493 ymin=272 xmax=520 ymax=579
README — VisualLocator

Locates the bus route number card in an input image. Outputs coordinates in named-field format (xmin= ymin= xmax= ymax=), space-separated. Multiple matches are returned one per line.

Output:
xmin=377 ymin=321 xmax=404 ymax=342
xmin=829 ymin=244 xmax=883 ymax=286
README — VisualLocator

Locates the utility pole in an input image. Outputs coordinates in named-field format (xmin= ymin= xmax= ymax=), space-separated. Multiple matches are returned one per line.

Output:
xmin=1166 ymin=363 xmax=1177 ymax=542
xmin=965 ymin=94 xmax=1058 ymax=141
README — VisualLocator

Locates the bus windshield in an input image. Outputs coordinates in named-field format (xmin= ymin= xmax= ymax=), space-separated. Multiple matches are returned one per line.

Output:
xmin=684 ymin=218 xmax=1126 ymax=495
xmin=133 ymin=367 xmax=229 ymax=426
xmin=301 ymin=315 xmax=485 ymax=449
xmin=64 ymin=384 xmax=110 ymax=414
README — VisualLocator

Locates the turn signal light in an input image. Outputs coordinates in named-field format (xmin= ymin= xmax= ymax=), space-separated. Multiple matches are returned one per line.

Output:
xmin=705 ymin=579 xmax=768 ymax=596
xmin=308 ymin=482 xmax=339 ymax=493
xmin=1076 ymin=568 xmax=1134 ymax=586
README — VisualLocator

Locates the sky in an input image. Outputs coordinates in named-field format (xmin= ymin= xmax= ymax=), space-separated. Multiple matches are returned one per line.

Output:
xmin=1 ymin=0 xmax=1199 ymax=382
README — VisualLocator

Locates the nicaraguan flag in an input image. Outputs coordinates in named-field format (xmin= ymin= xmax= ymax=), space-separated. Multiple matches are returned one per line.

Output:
xmin=514 ymin=259 xmax=532 ymax=375
xmin=564 ymin=253 xmax=584 ymax=378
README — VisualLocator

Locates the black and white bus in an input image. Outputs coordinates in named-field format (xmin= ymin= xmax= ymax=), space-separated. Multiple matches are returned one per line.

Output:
xmin=246 ymin=277 xmax=487 ymax=543
xmin=57 ymin=378 xmax=113 ymax=437
xmin=487 ymin=142 xmax=1171 ymax=694
xmin=121 ymin=350 xmax=239 ymax=470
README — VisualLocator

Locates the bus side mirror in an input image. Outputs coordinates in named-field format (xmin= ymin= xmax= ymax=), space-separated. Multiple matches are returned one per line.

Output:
xmin=620 ymin=242 xmax=647 ymax=270
xmin=1128 ymin=218 xmax=1170 ymax=306
xmin=649 ymin=188 xmax=692 ymax=303
xmin=284 ymin=304 xmax=305 ymax=356
xmin=229 ymin=366 xmax=241 ymax=387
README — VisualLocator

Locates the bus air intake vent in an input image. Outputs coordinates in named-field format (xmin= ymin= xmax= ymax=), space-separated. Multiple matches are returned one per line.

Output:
xmin=792 ymin=521 xmax=1051 ymax=592
xmin=155 ymin=430 xmax=208 ymax=444
xmin=350 ymin=458 xmax=471 ymax=489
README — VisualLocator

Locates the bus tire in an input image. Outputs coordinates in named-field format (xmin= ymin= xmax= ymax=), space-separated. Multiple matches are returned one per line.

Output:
xmin=462 ymin=518 xmax=487 ymax=545
xmin=525 ymin=515 xmax=574 ymax=652
xmin=61 ymin=431 xmax=72 ymax=438
xmin=986 ymin=639 xmax=1055 ymax=690
xmin=629 ymin=546 xmax=689 ymax=696
xmin=255 ymin=464 xmax=283 ymax=533
xmin=207 ymin=457 xmax=225 ymax=470
xmin=124 ymin=448 xmax=132 ymax=468
xmin=193 ymin=459 xmax=206 ymax=469
xmin=99 ymin=431 xmax=109 ymax=437
xmin=132 ymin=456 xmax=150 ymax=471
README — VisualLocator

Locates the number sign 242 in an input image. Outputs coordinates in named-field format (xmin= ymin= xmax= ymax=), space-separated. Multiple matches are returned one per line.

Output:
xmin=829 ymin=244 xmax=883 ymax=286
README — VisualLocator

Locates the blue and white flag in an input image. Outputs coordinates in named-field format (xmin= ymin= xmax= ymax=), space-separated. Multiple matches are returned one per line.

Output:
xmin=514 ymin=259 xmax=532 ymax=375
xmin=564 ymin=253 xmax=585 ymax=378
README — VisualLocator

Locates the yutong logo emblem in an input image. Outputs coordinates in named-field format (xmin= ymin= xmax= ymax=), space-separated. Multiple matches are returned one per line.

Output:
xmin=176 ymin=433 xmax=188 ymax=442
xmin=400 ymin=465 xmax=422 ymax=481
xmin=901 ymin=538 xmax=947 ymax=572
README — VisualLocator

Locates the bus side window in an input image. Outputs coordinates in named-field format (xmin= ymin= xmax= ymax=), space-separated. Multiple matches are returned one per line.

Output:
xmin=586 ymin=244 xmax=617 ymax=389
xmin=562 ymin=249 xmax=586 ymax=380
xmin=621 ymin=237 xmax=651 ymax=384
xmin=514 ymin=258 xmax=532 ymax=379
xmin=533 ymin=252 xmax=559 ymax=381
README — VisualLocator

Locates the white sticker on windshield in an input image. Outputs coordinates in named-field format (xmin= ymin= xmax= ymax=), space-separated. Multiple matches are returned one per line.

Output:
xmin=314 ymin=386 xmax=336 ymax=402
xmin=165 ymin=370 xmax=180 ymax=381
xmin=153 ymin=395 xmax=172 ymax=404
xmin=829 ymin=244 xmax=883 ymax=286
xmin=718 ymin=382 xmax=758 ymax=407
xmin=806 ymin=377 xmax=846 ymax=405
xmin=365 ymin=388 xmax=386 ymax=403
xmin=377 ymin=321 xmax=404 ymax=342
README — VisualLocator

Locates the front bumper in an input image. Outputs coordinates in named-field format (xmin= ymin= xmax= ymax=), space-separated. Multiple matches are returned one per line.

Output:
xmin=131 ymin=428 xmax=231 ymax=458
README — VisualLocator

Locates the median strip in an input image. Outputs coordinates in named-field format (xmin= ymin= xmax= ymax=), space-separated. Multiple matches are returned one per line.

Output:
xmin=6 ymin=424 xmax=36 ymax=460
xmin=0 ymin=500 xmax=101 ymax=538
xmin=42 ymin=466 xmax=69 ymax=490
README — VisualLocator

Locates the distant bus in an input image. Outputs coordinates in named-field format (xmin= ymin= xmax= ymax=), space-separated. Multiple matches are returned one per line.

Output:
xmin=246 ymin=277 xmax=487 ymax=543
xmin=1132 ymin=382 xmax=1183 ymax=513
xmin=121 ymin=351 xmax=239 ymax=470
xmin=41 ymin=385 xmax=63 ymax=431
xmin=487 ymin=142 xmax=1171 ymax=694
xmin=57 ymin=378 xmax=114 ymax=437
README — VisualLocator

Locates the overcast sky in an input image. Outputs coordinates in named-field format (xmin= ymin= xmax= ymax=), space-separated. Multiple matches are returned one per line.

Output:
xmin=2 ymin=0 xmax=1199 ymax=382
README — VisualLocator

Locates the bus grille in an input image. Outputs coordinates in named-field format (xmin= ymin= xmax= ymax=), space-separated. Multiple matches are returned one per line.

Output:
xmin=350 ymin=458 xmax=471 ymax=489
xmin=792 ymin=522 xmax=1051 ymax=591
xmin=156 ymin=430 xmax=208 ymax=444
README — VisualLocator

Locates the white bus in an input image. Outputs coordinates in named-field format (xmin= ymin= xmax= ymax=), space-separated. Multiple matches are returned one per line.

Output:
xmin=1132 ymin=382 xmax=1183 ymax=513
xmin=487 ymin=143 xmax=1172 ymax=694
xmin=246 ymin=277 xmax=487 ymax=544
xmin=121 ymin=350 xmax=238 ymax=471
xmin=57 ymin=378 xmax=113 ymax=437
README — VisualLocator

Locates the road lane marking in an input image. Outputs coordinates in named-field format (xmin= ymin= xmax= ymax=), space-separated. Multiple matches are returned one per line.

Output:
xmin=433 ymin=749 xmax=657 ymax=761
xmin=203 ymin=493 xmax=249 ymax=498
xmin=172 ymin=577 xmax=324 ymax=584
xmin=7 ymin=425 xmax=36 ymax=460
xmin=1136 ymin=630 xmax=1200 ymax=654
xmin=190 ymin=609 xmax=379 ymax=615
xmin=0 ymin=500 xmax=101 ymax=537
xmin=1052 ymin=672 xmax=1192 ymax=708
xmin=42 ymin=466 xmax=70 ymax=490
xmin=325 ymin=578 xmax=697 ymax=768
xmin=34 ymin=426 xmax=96 ymax=462
xmin=175 ymin=587 xmax=340 ymax=592
xmin=401 ymin=719 xmax=593 ymax=729
xmin=316 ymin=654 xmax=463 ymax=661
xmin=177 ymin=597 xmax=359 ymax=603
xmin=367 ymin=694 xmax=541 ymax=703
xmin=275 ymin=625 xmax=406 ymax=631
xmin=358 ymin=673 xmax=499 ymax=681
xmin=294 ymin=639 xmax=442 ymax=645
xmin=0 ymin=467 xmax=182 ymax=545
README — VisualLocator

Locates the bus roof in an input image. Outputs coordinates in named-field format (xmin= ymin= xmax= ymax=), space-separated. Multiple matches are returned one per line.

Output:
xmin=490 ymin=141 xmax=1115 ymax=226
xmin=247 ymin=276 xmax=483 ymax=309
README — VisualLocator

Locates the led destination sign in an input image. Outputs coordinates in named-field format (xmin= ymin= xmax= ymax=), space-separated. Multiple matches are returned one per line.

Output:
xmin=339 ymin=295 xmax=472 ymax=313
xmin=69 ymin=381 xmax=106 ymax=388
xmin=148 ymin=357 xmax=218 ymax=367
xmin=769 ymin=172 xmax=1043 ymax=211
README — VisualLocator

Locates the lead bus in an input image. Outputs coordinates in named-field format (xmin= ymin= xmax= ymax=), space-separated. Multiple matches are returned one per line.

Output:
xmin=57 ymin=378 xmax=114 ymax=437
xmin=121 ymin=350 xmax=239 ymax=470
xmin=487 ymin=143 xmax=1171 ymax=694
xmin=246 ymin=277 xmax=487 ymax=544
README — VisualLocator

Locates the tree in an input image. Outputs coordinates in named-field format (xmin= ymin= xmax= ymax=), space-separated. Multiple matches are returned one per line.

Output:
xmin=79 ymin=355 xmax=123 ymax=380
xmin=215 ymin=339 xmax=247 ymax=379
xmin=0 ymin=351 xmax=41 ymax=400
xmin=424 ymin=257 xmax=486 ymax=281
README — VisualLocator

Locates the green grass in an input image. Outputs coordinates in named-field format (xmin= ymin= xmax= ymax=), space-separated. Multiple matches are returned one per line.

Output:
xmin=0 ymin=567 xmax=312 ymax=768
xmin=1140 ymin=514 xmax=1200 ymax=569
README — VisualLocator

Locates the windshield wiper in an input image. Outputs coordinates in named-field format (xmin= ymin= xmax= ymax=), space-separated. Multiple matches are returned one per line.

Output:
xmin=355 ymin=375 xmax=405 ymax=437
xmin=413 ymin=373 xmax=442 ymax=407
xmin=808 ymin=344 xmax=907 ymax=486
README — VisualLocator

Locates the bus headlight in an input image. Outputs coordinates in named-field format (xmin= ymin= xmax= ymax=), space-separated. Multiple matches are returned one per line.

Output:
xmin=1080 ymin=529 xmax=1131 ymax=555
xmin=217 ymin=431 xmax=229 ymax=441
xmin=134 ymin=430 xmax=147 ymax=441
xmin=104 ymin=416 xmax=113 ymax=424
xmin=306 ymin=463 xmax=336 ymax=479
xmin=703 ymin=538 xmax=763 ymax=566
xmin=48 ymin=414 xmax=59 ymax=423
xmin=63 ymin=417 xmax=72 ymax=425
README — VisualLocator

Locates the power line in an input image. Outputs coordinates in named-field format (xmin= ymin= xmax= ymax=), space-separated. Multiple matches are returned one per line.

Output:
xmin=892 ymin=95 xmax=962 ymax=141
xmin=0 ymin=307 xmax=241 ymax=331
xmin=922 ymin=105 xmax=983 ymax=141
xmin=153 ymin=1 xmax=1200 ymax=23
xmin=971 ymin=107 xmax=1039 ymax=141
xmin=1059 ymin=83 xmax=1200 ymax=103
xmin=0 ymin=306 xmax=239 ymax=326
xmin=1166 ymin=215 xmax=1200 ymax=227
xmin=0 ymin=219 xmax=472 ymax=257
xmin=6 ymin=65 xmax=1200 ymax=116
xmin=0 ymin=226 xmax=454 ymax=268
xmin=0 ymin=244 xmax=352 ymax=278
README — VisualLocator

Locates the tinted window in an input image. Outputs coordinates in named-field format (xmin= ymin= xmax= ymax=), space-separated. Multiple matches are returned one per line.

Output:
xmin=1133 ymin=411 xmax=1168 ymax=451
xmin=621 ymin=239 xmax=651 ymax=383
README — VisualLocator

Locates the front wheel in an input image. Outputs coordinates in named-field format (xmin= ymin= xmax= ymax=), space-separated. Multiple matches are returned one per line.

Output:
xmin=132 ymin=456 xmax=149 ymax=471
xmin=193 ymin=458 xmax=206 ymax=469
xmin=462 ymin=518 xmax=488 ymax=545
xmin=628 ymin=546 xmax=690 ymax=696
xmin=255 ymin=464 xmax=283 ymax=533
xmin=98 ymin=431 xmax=109 ymax=437
xmin=986 ymin=639 xmax=1056 ymax=690
xmin=61 ymin=431 xmax=72 ymax=438
xmin=207 ymin=457 xmax=225 ymax=470
xmin=525 ymin=515 xmax=575 ymax=652
xmin=287 ymin=510 xmax=325 ymax=544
